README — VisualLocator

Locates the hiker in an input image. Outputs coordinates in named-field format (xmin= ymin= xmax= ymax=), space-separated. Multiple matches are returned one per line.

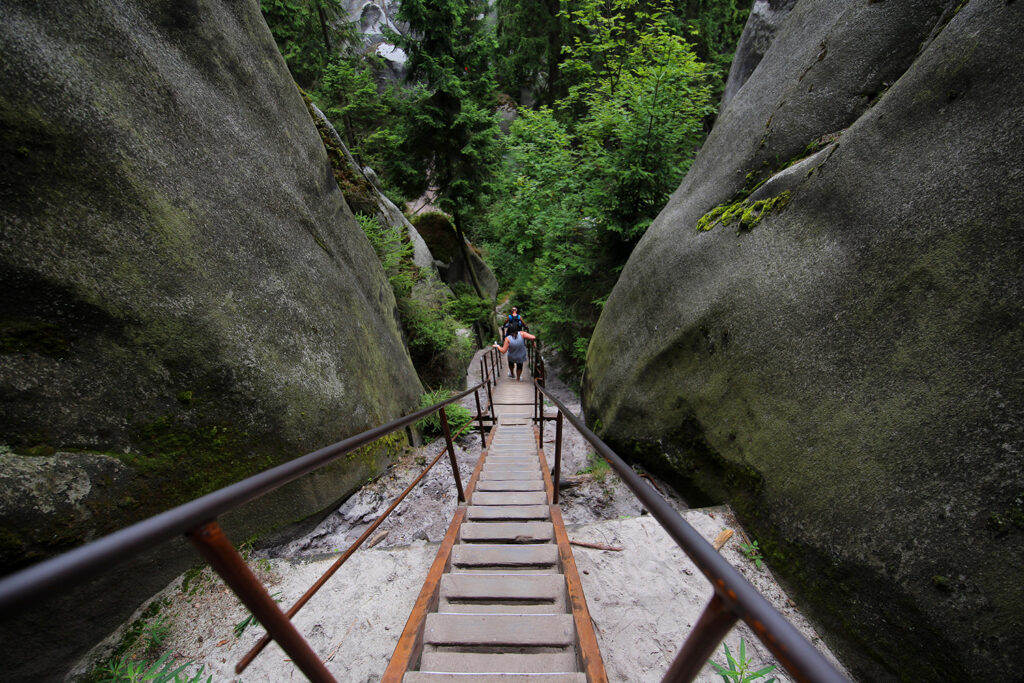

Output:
xmin=493 ymin=322 xmax=536 ymax=381
xmin=501 ymin=306 xmax=526 ymax=342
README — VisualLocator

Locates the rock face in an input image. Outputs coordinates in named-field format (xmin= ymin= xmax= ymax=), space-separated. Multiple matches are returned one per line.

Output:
xmin=411 ymin=212 xmax=500 ymax=301
xmin=341 ymin=0 xmax=408 ymax=81
xmin=0 ymin=0 xmax=421 ymax=678
xmin=584 ymin=1 xmax=1024 ymax=680
xmin=720 ymin=0 xmax=797 ymax=108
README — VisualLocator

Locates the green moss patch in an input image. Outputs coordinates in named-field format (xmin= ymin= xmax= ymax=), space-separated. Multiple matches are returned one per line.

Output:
xmin=696 ymin=191 xmax=792 ymax=233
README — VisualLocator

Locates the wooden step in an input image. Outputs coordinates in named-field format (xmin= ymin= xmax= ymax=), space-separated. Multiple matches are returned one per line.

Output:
xmin=467 ymin=505 xmax=550 ymax=521
xmin=451 ymin=544 xmax=559 ymax=569
xmin=477 ymin=471 xmax=542 ymax=482
xmin=476 ymin=479 xmax=545 ymax=492
xmin=472 ymin=492 xmax=548 ymax=506
xmin=460 ymin=522 xmax=554 ymax=543
xmin=406 ymin=673 xmax=585 ymax=682
xmin=418 ymin=652 xmax=579 ymax=674
xmin=439 ymin=574 xmax=565 ymax=611
xmin=422 ymin=613 xmax=576 ymax=647
xmin=484 ymin=462 xmax=539 ymax=471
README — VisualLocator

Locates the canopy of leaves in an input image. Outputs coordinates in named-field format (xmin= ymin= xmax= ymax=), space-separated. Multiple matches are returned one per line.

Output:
xmin=481 ymin=0 xmax=714 ymax=373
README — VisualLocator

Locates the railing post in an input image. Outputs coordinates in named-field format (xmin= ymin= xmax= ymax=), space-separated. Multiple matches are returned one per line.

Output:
xmin=539 ymin=388 xmax=545 ymax=445
xmin=485 ymin=372 xmax=496 ymax=421
xmin=474 ymin=388 xmax=486 ymax=449
xmin=439 ymin=407 xmax=466 ymax=503
xmin=187 ymin=521 xmax=336 ymax=683
xmin=553 ymin=410 xmax=563 ymax=504
xmin=660 ymin=594 xmax=738 ymax=682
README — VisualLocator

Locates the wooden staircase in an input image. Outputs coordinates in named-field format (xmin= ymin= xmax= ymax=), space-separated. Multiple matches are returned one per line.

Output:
xmin=384 ymin=377 xmax=605 ymax=682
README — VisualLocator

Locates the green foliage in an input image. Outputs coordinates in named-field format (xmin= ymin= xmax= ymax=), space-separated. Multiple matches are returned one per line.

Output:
xmin=97 ymin=652 xmax=210 ymax=683
xmin=355 ymin=213 xmax=417 ymax=298
xmin=353 ymin=214 xmax=470 ymax=387
xmin=392 ymin=0 xmax=505 ymax=234
xmin=260 ymin=0 xmax=357 ymax=88
xmin=142 ymin=616 xmax=170 ymax=652
xmin=481 ymin=0 xmax=713 ymax=372
xmin=494 ymin=0 xmax=563 ymax=104
xmin=415 ymin=389 xmax=473 ymax=439
xmin=446 ymin=283 xmax=494 ymax=329
xmin=738 ymin=539 xmax=765 ymax=570
xmin=578 ymin=452 xmax=611 ymax=483
xmin=709 ymin=639 xmax=777 ymax=683
xmin=673 ymin=0 xmax=749 ymax=104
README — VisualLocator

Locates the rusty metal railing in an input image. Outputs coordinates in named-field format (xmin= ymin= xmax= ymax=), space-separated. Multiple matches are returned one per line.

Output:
xmin=532 ymin=379 xmax=848 ymax=683
xmin=0 ymin=356 xmax=503 ymax=683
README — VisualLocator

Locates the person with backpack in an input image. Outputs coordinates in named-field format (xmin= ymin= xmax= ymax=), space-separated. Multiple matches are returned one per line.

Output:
xmin=506 ymin=306 xmax=525 ymax=330
xmin=493 ymin=321 xmax=536 ymax=380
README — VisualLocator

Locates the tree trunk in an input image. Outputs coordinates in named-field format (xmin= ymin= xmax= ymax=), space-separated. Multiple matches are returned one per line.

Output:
xmin=452 ymin=212 xmax=499 ymax=339
xmin=544 ymin=0 xmax=562 ymax=106
xmin=316 ymin=1 xmax=333 ymax=55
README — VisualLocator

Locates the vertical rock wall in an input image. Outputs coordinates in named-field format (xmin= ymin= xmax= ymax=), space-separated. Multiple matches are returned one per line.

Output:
xmin=0 ymin=0 xmax=422 ymax=678
xmin=584 ymin=1 xmax=1024 ymax=679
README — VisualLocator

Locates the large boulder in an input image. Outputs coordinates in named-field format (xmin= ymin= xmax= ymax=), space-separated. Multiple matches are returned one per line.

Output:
xmin=584 ymin=1 xmax=1024 ymax=680
xmin=0 ymin=0 xmax=421 ymax=678
xmin=411 ymin=212 xmax=500 ymax=301
xmin=720 ymin=0 xmax=797 ymax=108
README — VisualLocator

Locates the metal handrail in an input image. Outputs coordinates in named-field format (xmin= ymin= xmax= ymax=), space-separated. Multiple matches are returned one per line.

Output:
xmin=532 ymin=379 xmax=848 ymax=683
xmin=0 ymin=374 xmax=500 ymax=683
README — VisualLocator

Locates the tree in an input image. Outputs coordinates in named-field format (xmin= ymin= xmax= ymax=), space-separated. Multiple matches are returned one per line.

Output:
xmin=494 ymin=0 xmax=564 ymax=105
xmin=393 ymin=0 xmax=504 ymax=302
xmin=260 ymin=0 xmax=356 ymax=88
xmin=481 ymin=0 xmax=714 ymax=371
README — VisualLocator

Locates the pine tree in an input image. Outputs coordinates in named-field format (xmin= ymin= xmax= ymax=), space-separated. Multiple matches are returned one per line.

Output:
xmin=393 ymin=0 xmax=504 ymax=300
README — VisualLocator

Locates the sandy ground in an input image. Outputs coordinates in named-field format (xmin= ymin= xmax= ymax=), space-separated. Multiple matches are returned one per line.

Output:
xmin=72 ymin=351 xmax=850 ymax=682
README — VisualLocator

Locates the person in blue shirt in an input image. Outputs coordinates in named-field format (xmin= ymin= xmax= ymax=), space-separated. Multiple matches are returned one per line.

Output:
xmin=493 ymin=321 xmax=536 ymax=380
xmin=501 ymin=306 xmax=526 ymax=344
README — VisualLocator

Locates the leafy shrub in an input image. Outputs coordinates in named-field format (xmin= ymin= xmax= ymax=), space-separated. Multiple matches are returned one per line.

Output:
xmin=446 ymin=283 xmax=494 ymax=329
xmin=415 ymin=389 xmax=473 ymax=440
xmin=97 ymin=652 xmax=210 ymax=683
xmin=355 ymin=213 xmax=416 ymax=298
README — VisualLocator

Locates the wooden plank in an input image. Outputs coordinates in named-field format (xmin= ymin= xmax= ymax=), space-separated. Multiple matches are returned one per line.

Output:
xmin=550 ymin=505 xmax=608 ymax=683
xmin=472 ymin=491 xmax=549 ymax=506
xmin=476 ymin=479 xmax=545 ymax=492
xmin=406 ymin=673 xmax=586 ymax=682
xmin=423 ymin=613 xmax=575 ymax=647
xmin=381 ymin=506 xmax=466 ymax=682
xmin=466 ymin=505 xmax=551 ymax=521
xmin=451 ymin=544 xmax=560 ymax=569
xmin=459 ymin=521 xmax=555 ymax=543
xmin=419 ymin=652 xmax=578 ymax=674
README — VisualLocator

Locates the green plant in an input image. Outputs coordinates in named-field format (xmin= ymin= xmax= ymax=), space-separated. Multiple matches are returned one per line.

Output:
xmin=415 ymin=390 xmax=473 ymax=440
xmin=709 ymin=638 xmax=777 ymax=683
xmin=142 ymin=615 xmax=170 ymax=652
xmin=98 ymin=652 xmax=210 ymax=683
xmin=234 ymin=591 xmax=282 ymax=638
xmin=738 ymin=539 xmax=765 ymax=570
xmin=577 ymin=452 xmax=611 ymax=483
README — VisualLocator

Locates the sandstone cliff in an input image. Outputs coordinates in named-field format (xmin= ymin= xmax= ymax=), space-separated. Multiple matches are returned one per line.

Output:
xmin=0 ymin=0 xmax=422 ymax=678
xmin=585 ymin=1 xmax=1024 ymax=679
